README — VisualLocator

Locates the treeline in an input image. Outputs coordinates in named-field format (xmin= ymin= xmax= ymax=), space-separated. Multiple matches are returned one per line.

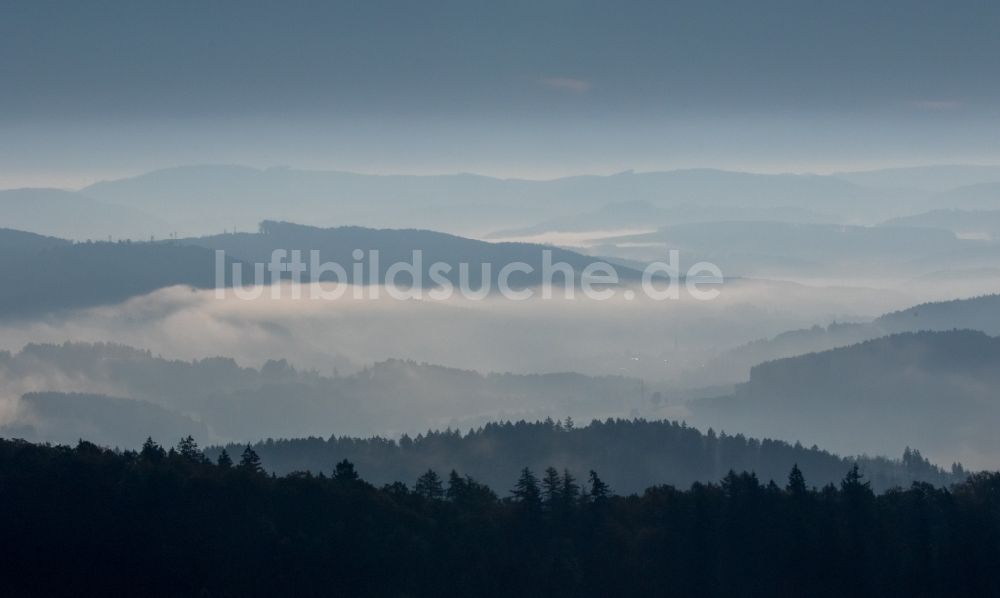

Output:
xmin=211 ymin=418 xmax=962 ymax=494
xmin=1 ymin=436 xmax=997 ymax=597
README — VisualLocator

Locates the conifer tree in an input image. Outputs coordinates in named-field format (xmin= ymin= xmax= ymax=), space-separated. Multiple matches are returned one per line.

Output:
xmin=588 ymin=470 xmax=610 ymax=501
xmin=787 ymin=464 xmax=807 ymax=496
xmin=238 ymin=445 xmax=264 ymax=474
xmin=140 ymin=437 xmax=166 ymax=462
xmin=333 ymin=459 xmax=359 ymax=482
xmin=415 ymin=469 xmax=444 ymax=500
xmin=512 ymin=467 xmax=542 ymax=510
xmin=542 ymin=466 xmax=562 ymax=507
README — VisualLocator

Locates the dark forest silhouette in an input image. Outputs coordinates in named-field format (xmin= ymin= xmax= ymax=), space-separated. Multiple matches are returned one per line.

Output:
xmin=1 ymin=436 xmax=997 ymax=597
xmin=212 ymin=418 xmax=960 ymax=494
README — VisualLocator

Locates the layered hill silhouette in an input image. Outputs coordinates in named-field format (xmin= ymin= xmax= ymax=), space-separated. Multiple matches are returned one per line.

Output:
xmin=0 ymin=222 xmax=639 ymax=318
xmin=690 ymin=293 xmax=1000 ymax=384
xmin=0 ymin=164 xmax=949 ymax=241
xmin=0 ymin=340 xmax=973 ymax=492
xmin=183 ymin=220 xmax=642 ymax=287
xmin=0 ymin=342 xmax=648 ymax=443
xmin=0 ymin=229 xmax=245 ymax=318
xmin=876 ymin=294 xmax=1000 ymax=333
xmin=78 ymin=165 xmax=887 ymax=235
xmin=5 ymin=163 xmax=999 ymax=244
xmin=689 ymin=330 xmax=1000 ymax=468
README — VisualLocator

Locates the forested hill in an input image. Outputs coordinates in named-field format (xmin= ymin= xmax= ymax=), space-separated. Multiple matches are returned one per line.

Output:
xmin=0 ymin=227 xmax=69 ymax=252
xmin=875 ymin=293 xmax=1000 ymax=334
xmin=698 ymin=292 xmax=1000 ymax=385
xmin=0 ymin=232 xmax=248 ymax=318
xmin=182 ymin=219 xmax=644 ymax=285
xmin=690 ymin=330 xmax=1000 ymax=467
xmin=0 ymin=221 xmax=643 ymax=318
xmin=1 ymin=436 xmax=997 ymax=597
xmin=208 ymin=418 xmax=960 ymax=494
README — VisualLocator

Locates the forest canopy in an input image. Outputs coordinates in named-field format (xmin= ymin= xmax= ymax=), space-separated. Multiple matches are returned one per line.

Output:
xmin=0 ymin=436 xmax=996 ymax=597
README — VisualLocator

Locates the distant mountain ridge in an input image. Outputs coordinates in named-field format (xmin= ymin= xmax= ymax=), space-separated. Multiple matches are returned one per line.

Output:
xmin=71 ymin=164 xmax=927 ymax=236
xmin=4 ymin=162 xmax=1000 ymax=243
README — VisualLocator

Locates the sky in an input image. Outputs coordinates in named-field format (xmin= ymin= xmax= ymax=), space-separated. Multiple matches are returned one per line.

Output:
xmin=3 ymin=0 xmax=1000 ymax=187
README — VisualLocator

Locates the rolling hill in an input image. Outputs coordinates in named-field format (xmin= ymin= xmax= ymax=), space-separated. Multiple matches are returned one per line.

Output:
xmin=0 ymin=232 xmax=245 ymax=318
xmin=690 ymin=293 xmax=1000 ymax=385
xmin=182 ymin=220 xmax=643 ymax=287
xmin=0 ymin=221 xmax=643 ymax=318
xmin=689 ymin=330 xmax=1000 ymax=468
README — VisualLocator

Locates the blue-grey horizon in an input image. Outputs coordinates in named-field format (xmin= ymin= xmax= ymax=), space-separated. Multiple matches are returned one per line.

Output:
xmin=3 ymin=0 xmax=999 ymax=185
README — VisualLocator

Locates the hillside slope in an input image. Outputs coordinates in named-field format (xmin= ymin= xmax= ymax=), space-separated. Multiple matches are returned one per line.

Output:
xmin=690 ymin=330 xmax=1000 ymax=467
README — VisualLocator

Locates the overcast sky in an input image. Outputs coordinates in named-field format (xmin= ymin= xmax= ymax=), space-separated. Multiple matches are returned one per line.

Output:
xmin=3 ymin=0 xmax=999 ymax=187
